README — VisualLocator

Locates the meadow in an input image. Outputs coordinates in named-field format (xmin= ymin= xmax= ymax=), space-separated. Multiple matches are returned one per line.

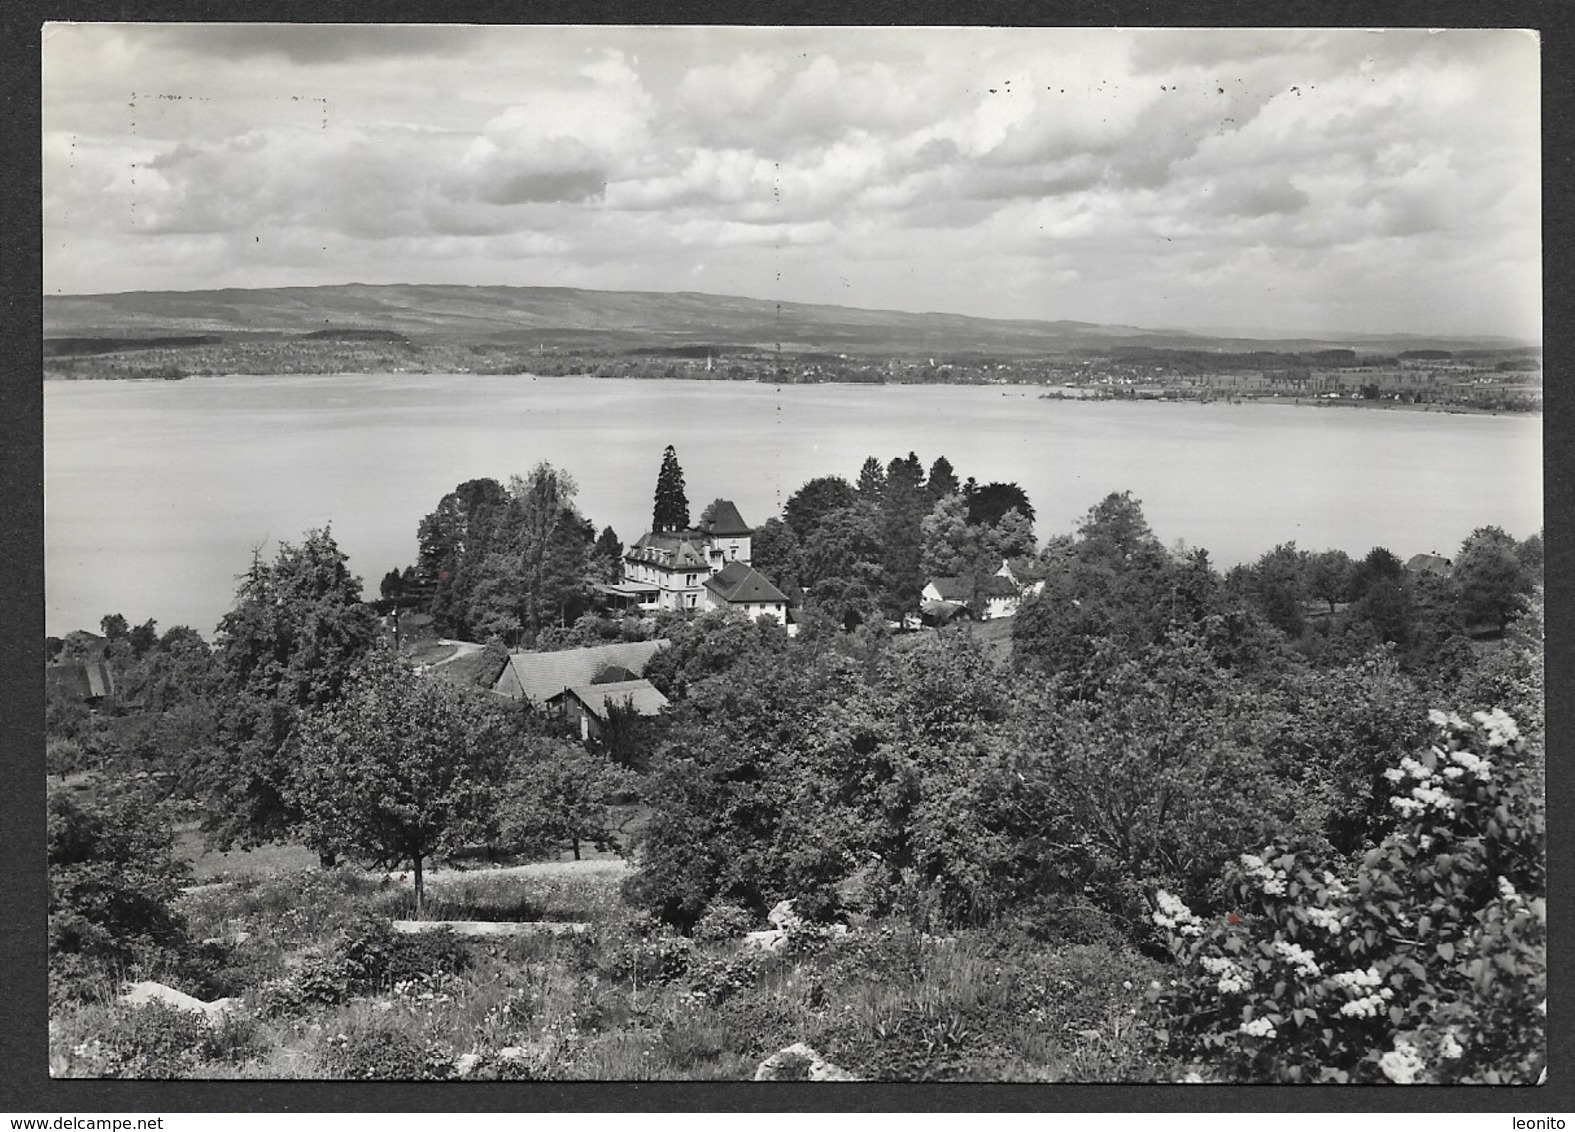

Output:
xmin=48 ymin=847 xmax=1176 ymax=1081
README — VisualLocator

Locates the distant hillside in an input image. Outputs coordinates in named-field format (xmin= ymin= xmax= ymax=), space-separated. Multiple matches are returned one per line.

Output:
xmin=41 ymin=283 xmax=1532 ymax=357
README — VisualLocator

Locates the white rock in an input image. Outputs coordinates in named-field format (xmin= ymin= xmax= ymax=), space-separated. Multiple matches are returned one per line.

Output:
xmin=455 ymin=1052 xmax=481 ymax=1077
xmin=743 ymin=929 xmax=787 ymax=953
xmin=754 ymin=1042 xmax=857 ymax=1082
xmin=767 ymin=900 xmax=802 ymax=930
xmin=118 ymin=981 xmax=237 ymax=1027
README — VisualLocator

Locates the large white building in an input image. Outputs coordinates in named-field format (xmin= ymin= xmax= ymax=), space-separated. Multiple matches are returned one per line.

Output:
xmin=608 ymin=499 xmax=785 ymax=623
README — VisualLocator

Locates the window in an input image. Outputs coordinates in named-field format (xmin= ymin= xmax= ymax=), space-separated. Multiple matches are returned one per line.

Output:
xmin=686 ymin=593 xmax=696 ymax=607
xmin=729 ymin=545 xmax=738 ymax=559
xmin=686 ymin=574 xmax=696 ymax=586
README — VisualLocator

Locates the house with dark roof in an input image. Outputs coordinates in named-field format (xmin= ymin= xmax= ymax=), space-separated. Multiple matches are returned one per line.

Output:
xmin=701 ymin=560 xmax=789 ymax=624
xmin=45 ymin=660 xmax=116 ymax=707
xmin=1405 ymin=553 xmax=1454 ymax=578
xmin=492 ymin=639 xmax=670 ymax=709
xmin=552 ymin=678 xmax=670 ymax=745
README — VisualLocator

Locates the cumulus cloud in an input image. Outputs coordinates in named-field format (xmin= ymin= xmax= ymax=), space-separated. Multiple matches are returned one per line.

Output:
xmin=40 ymin=25 xmax=1540 ymax=338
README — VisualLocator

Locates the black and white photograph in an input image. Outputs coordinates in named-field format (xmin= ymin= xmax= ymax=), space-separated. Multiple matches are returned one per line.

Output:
xmin=39 ymin=23 xmax=1544 ymax=1087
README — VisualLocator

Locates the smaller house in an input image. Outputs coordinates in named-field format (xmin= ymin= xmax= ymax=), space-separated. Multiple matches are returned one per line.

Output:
xmin=492 ymin=639 xmax=670 ymax=709
xmin=922 ymin=573 xmax=1023 ymax=620
xmin=554 ymin=678 xmax=669 ymax=745
xmin=1405 ymin=553 xmax=1454 ymax=578
xmin=45 ymin=660 xmax=116 ymax=708
xmin=701 ymin=561 xmax=790 ymax=624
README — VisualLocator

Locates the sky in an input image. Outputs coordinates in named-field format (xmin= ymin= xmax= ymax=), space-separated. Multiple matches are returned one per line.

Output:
xmin=41 ymin=24 xmax=1542 ymax=339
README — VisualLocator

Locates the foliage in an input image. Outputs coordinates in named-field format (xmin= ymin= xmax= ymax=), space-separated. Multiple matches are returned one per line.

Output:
xmin=202 ymin=527 xmax=379 ymax=850
xmin=336 ymin=916 xmax=472 ymax=992
xmin=319 ymin=1021 xmax=457 ymax=1080
xmin=48 ymin=783 xmax=191 ymax=997
xmin=496 ymin=737 xmax=637 ymax=860
xmin=1148 ymin=709 xmax=1544 ymax=1084
xmin=1453 ymin=526 xmax=1535 ymax=633
xmin=54 ymin=1002 xmax=261 ymax=1078
xmin=292 ymin=649 xmax=512 ymax=913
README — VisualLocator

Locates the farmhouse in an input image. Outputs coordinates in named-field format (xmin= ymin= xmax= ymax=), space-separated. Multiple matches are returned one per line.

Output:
xmin=552 ymin=678 xmax=670 ymax=745
xmin=922 ymin=572 xmax=1024 ymax=621
xmin=492 ymin=639 xmax=670 ymax=709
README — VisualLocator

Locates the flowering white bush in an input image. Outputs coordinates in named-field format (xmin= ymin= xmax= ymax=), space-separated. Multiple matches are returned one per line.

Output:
xmin=1147 ymin=708 xmax=1544 ymax=1084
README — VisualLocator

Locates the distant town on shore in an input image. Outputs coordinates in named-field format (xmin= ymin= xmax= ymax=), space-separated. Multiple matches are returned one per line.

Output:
xmin=42 ymin=283 xmax=1541 ymax=413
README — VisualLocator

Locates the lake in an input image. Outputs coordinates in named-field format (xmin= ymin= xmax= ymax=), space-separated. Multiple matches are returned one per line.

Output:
xmin=44 ymin=374 xmax=1543 ymax=639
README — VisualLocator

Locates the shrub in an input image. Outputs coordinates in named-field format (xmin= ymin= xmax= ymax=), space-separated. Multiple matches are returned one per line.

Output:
xmin=1148 ymin=708 xmax=1544 ymax=1084
xmin=55 ymin=1002 xmax=261 ymax=1078
xmin=691 ymin=901 xmax=756 ymax=943
xmin=48 ymin=787 xmax=190 ymax=969
xmin=318 ymin=1022 xmax=456 ymax=1080
xmin=336 ymin=917 xmax=470 ymax=992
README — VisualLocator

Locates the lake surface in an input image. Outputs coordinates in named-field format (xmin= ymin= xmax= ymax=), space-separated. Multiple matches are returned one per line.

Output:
xmin=44 ymin=374 xmax=1543 ymax=638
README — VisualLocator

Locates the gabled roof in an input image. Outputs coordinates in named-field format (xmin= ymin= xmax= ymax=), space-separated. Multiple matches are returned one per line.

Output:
xmin=697 ymin=499 xmax=751 ymax=536
xmin=494 ymin=639 xmax=670 ymax=706
xmin=626 ymin=532 xmax=711 ymax=569
xmin=46 ymin=660 xmax=116 ymax=702
xmin=1405 ymin=553 xmax=1453 ymax=576
xmin=559 ymin=678 xmax=670 ymax=721
xmin=703 ymin=560 xmax=788 ymax=604
xmin=927 ymin=574 xmax=1019 ymax=602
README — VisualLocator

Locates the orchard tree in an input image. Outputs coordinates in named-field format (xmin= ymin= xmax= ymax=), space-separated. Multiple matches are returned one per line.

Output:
xmin=652 ymin=444 xmax=690 ymax=533
xmin=293 ymin=650 xmax=512 ymax=916
xmin=1305 ymin=549 xmax=1355 ymax=614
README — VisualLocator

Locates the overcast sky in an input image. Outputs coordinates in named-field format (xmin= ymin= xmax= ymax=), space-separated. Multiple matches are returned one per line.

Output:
xmin=42 ymin=24 xmax=1540 ymax=339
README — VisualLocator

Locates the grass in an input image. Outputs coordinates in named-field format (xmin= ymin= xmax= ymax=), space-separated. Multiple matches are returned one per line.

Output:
xmin=50 ymin=859 xmax=1186 ymax=1082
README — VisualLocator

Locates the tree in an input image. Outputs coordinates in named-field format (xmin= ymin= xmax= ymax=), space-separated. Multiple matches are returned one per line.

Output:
xmin=202 ymin=528 xmax=380 ymax=851
xmin=466 ymin=465 xmax=595 ymax=645
xmin=927 ymin=455 xmax=961 ymax=500
xmin=652 ymin=444 xmax=690 ymax=533
xmin=1305 ymin=549 xmax=1355 ymax=614
xmin=966 ymin=482 xmax=1035 ymax=527
xmin=856 ymin=456 xmax=887 ymax=501
xmin=751 ymin=517 xmax=802 ymax=594
xmin=100 ymin=613 xmax=129 ymax=642
xmin=293 ymin=650 xmax=512 ymax=916
xmin=1454 ymin=526 xmax=1533 ymax=633
xmin=920 ymin=494 xmax=983 ymax=579
xmin=414 ymin=477 xmax=511 ymax=637
xmin=783 ymin=475 xmax=859 ymax=538
xmin=593 ymin=526 xmax=624 ymax=583
xmin=984 ymin=506 xmax=1036 ymax=561
xmin=497 ymin=739 xmax=636 ymax=861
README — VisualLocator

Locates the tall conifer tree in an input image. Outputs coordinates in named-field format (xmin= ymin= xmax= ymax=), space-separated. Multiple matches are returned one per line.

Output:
xmin=653 ymin=445 xmax=690 ymax=532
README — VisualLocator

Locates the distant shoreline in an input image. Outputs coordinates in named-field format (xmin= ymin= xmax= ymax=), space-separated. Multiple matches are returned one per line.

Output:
xmin=42 ymin=369 xmax=1543 ymax=419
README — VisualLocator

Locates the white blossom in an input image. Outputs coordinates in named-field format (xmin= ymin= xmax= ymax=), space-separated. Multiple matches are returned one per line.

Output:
xmin=1274 ymin=940 xmax=1322 ymax=978
xmin=1239 ymin=1017 xmax=1277 ymax=1040
xmin=1379 ymin=1041 xmax=1426 ymax=1084
xmin=1473 ymin=709 xmax=1520 ymax=748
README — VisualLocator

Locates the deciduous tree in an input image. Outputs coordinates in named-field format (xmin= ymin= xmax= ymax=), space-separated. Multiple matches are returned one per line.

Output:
xmin=293 ymin=650 xmax=512 ymax=916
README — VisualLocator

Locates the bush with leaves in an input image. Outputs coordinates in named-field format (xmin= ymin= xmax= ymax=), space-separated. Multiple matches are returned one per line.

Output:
xmin=55 ymin=1002 xmax=261 ymax=1078
xmin=1147 ymin=708 xmax=1543 ymax=1084
xmin=48 ymin=783 xmax=191 ymax=1002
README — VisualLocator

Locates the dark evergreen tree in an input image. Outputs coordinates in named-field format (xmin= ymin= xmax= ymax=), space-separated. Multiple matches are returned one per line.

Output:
xmin=927 ymin=455 xmax=961 ymax=500
xmin=856 ymin=456 xmax=887 ymax=501
xmin=652 ymin=445 xmax=690 ymax=533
